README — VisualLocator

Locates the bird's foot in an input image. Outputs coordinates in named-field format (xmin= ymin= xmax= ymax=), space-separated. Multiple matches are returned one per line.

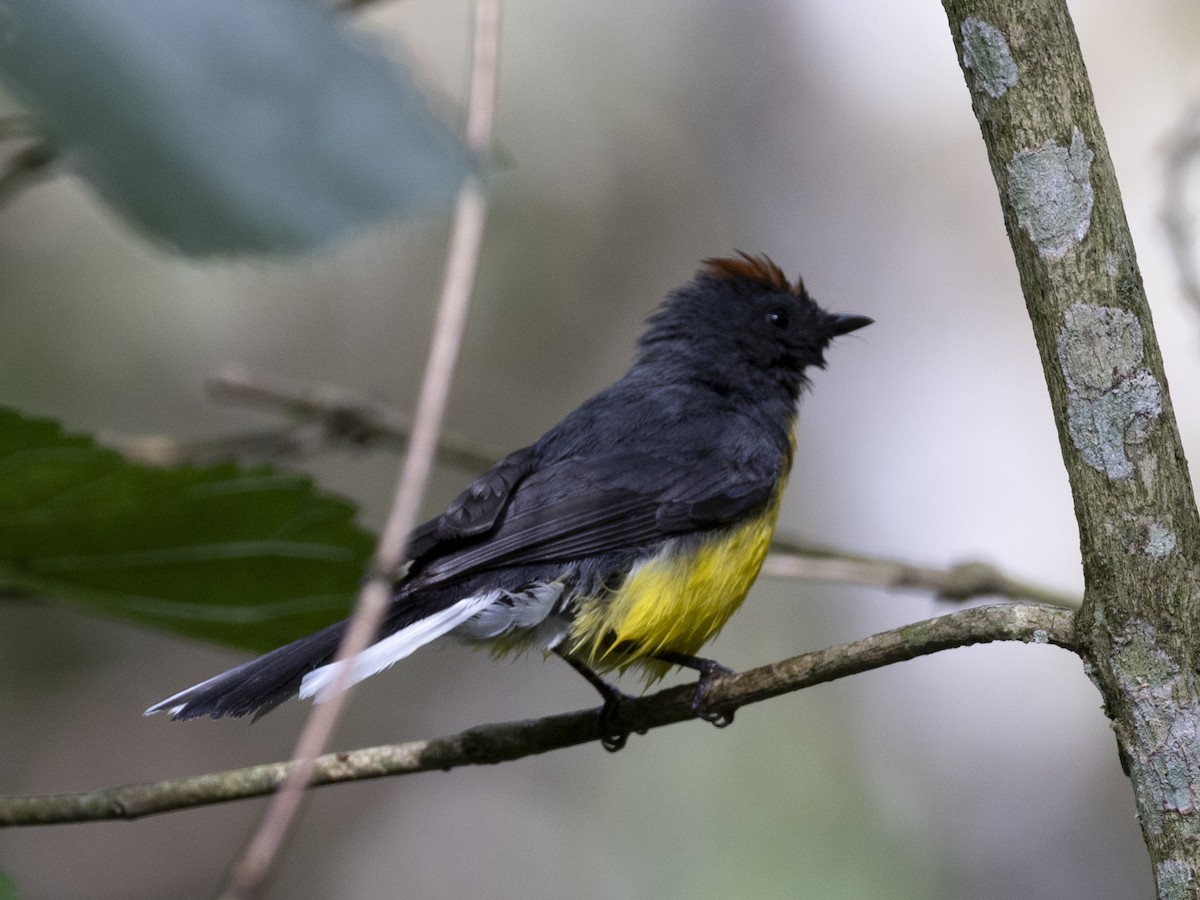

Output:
xmin=654 ymin=651 xmax=738 ymax=729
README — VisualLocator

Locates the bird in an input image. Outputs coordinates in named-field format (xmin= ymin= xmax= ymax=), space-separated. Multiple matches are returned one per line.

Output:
xmin=146 ymin=252 xmax=871 ymax=750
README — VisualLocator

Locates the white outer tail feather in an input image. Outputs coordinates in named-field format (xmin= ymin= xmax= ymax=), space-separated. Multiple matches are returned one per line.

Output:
xmin=299 ymin=592 xmax=501 ymax=702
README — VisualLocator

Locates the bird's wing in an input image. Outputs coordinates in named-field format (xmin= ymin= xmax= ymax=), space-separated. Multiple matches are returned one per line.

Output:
xmin=406 ymin=451 xmax=781 ymax=589
xmin=405 ymin=445 xmax=539 ymax=560
xmin=654 ymin=480 xmax=778 ymax=532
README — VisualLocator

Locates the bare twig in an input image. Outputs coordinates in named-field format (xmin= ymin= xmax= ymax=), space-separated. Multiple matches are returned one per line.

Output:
xmin=0 ymin=141 xmax=55 ymax=209
xmin=0 ymin=602 xmax=1075 ymax=827
xmin=0 ymin=116 xmax=37 ymax=142
xmin=1160 ymin=100 xmax=1200 ymax=316
xmin=219 ymin=2 xmax=502 ymax=897
xmin=108 ymin=426 xmax=333 ymax=468
xmin=763 ymin=543 xmax=1080 ymax=608
xmin=112 ymin=368 xmax=1078 ymax=614
xmin=107 ymin=365 xmax=499 ymax=471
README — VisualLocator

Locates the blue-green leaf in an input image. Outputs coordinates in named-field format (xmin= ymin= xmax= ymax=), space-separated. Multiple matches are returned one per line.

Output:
xmin=0 ymin=0 xmax=471 ymax=255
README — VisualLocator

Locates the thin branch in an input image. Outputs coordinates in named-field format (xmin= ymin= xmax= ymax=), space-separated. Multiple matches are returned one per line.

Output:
xmin=0 ymin=141 xmax=55 ymax=209
xmin=763 ymin=543 xmax=1080 ymax=608
xmin=107 ymin=366 xmax=499 ymax=472
xmin=1160 ymin=100 xmax=1200 ymax=317
xmin=219 ymin=2 xmax=502 ymax=896
xmin=0 ymin=116 xmax=37 ymax=142
xmin=0 ymin=602 xmax=1075 ymax=827
xmin=107 ymin=367 xmax=1081 ymax=611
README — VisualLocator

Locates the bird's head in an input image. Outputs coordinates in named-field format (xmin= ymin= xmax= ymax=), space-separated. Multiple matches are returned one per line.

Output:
xmin=636 ymin=251 xmax=872 ymax=401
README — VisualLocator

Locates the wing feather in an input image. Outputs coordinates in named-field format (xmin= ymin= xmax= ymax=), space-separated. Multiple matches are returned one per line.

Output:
xmin=405 ymin=452 xmax=779 ymax=591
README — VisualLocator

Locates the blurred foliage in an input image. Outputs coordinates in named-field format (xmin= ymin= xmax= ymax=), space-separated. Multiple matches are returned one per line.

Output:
xmin=0 ymin=407 xmax=372 ymax=651
xmin=0 ymin=0 xmax=470 ymax=255
xmin=0 ymin=871 xmax=18 ymax=900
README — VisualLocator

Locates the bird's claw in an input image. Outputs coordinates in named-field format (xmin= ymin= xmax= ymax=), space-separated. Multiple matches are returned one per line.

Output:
xmin=598 ymin=691 xmax=646 ymax=753
xmin=691 ymin=660 xmax=737 ymax=729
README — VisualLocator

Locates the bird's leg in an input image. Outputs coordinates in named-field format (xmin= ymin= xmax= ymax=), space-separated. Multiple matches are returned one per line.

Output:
xmin=652 ymin=650 xmax=737 ymax=728
xmin=553 ymin=648 xmax=643 ymax=752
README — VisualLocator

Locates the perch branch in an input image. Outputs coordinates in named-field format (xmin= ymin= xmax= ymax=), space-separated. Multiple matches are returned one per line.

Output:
xmin=0 ymin=602 xmax=1074 ymax=827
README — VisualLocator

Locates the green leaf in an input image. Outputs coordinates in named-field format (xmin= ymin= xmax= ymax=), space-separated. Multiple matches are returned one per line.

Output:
xmin=0 ymin=0 xmax=471 ymax=256
xmin=0 ymin=408 xmax=373 ymax=651
xmin=0 ymin=871 xmax=20 ymax=900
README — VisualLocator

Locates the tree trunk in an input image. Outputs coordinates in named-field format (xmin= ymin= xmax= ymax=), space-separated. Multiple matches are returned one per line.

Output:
xmin=941 ymin=1 xmax=1200 ymax=895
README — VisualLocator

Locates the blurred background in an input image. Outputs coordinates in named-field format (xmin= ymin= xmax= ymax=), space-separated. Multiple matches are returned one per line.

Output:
xmin=2 ymin=0 xmax=1199 ymax=897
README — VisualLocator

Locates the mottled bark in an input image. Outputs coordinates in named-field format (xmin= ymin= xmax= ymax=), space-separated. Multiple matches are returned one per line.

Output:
xmin=941 ymin=2 xmax=1200 ymax=895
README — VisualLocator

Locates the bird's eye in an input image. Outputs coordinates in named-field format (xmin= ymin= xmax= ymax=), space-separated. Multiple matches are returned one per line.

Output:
xmin=766 ymin=307 xmax=790 ymax=329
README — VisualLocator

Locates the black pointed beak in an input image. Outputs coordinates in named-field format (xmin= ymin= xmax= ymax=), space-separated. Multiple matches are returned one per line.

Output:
xmin=823 ymin=313 xmax=874 ymax=337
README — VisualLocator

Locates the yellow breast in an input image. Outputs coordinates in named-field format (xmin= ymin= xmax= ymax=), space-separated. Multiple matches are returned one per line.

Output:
xmin=568 ymin=482 xmax=786 ymax=682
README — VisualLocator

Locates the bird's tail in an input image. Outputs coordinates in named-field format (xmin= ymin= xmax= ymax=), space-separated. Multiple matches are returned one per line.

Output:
xmin=144 ymin=619 xmax=349 ymax=721
xmin=145 ymin=592 xmax=497 ymax=721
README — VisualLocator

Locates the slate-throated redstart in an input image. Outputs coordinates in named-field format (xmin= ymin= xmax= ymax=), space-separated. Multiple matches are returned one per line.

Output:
xmin=147 ymin=252 xmax=872 ymax=749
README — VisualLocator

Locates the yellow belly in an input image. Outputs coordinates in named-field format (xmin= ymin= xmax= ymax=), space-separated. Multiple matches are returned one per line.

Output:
xmin=568 ymin=484 xmax=785 ymax=682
